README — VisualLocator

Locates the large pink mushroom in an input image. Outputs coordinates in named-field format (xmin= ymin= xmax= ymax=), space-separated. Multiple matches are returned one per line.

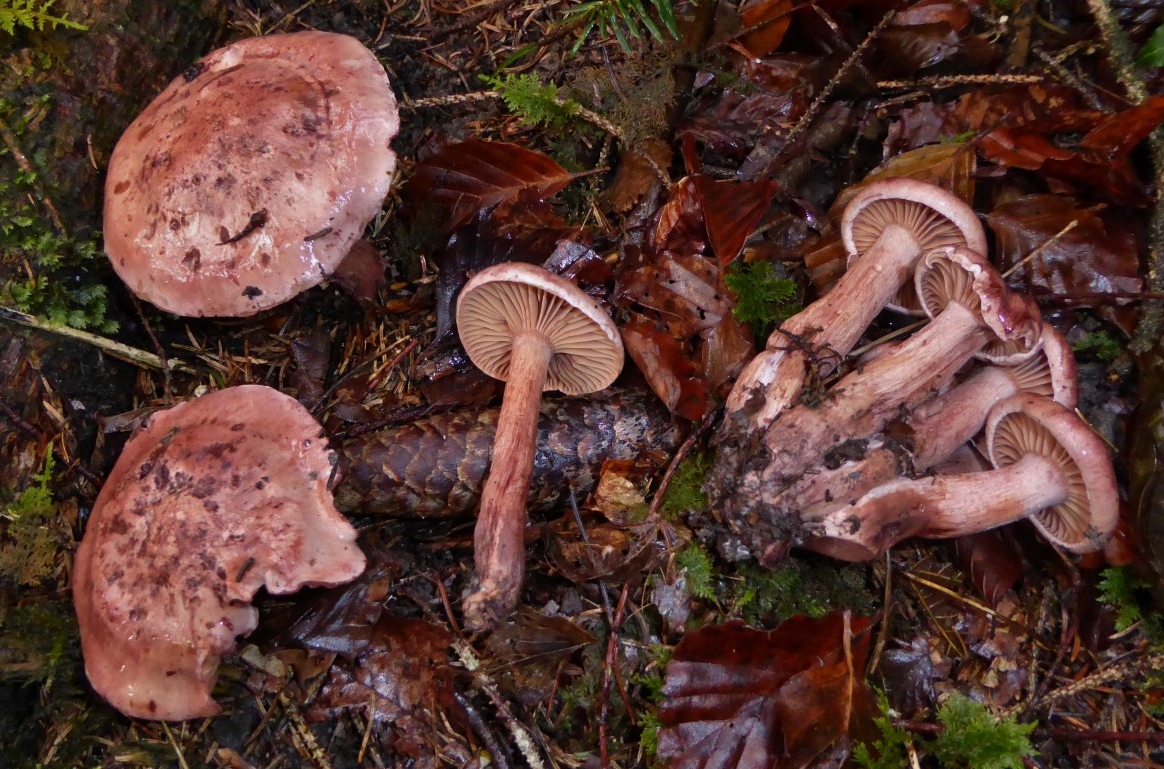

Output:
xmin=103 ymin=31 xmax=399 ymax=317
xmin=72 ymin=385 xmax=366 ymax=720
xmin=800 ymin=394 xmax=1118 ymax=561
xmin=726 ymin=179 xmax=986 ymax=429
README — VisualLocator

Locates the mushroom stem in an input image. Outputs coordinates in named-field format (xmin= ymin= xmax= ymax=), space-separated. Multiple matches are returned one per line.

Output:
xmin=763 ymin=302 xmax=989 ymax=476
xmin=464 ymin=331 xmax=553 ymax=631
xmin=727 ymin=223 xmax=922 ymax=426
xmin=802 ymin=452 xmax=1067 ymax=561
xmin=909 ymin=365 xmax=1023 ymax=470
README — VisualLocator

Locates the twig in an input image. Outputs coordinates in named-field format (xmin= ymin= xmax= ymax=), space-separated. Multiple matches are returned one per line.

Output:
xmin=0 ymin=306 xmax=195 ymax=373
xmin=765 ymin=8 xmax=897 ymax=175
xmin=451 ymin=639 xmax=547 ymax=769
xmin=598 ymin=582 xmax=631 ymax=769
xmin=1003 ymin=652 xmax=1164 ymax=718
xmin=1001 ymin=220 xmax=1078 ymax=279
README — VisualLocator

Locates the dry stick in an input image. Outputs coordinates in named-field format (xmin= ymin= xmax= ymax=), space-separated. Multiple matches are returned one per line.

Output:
xmin=1086 ymin=0 xmax=1164 ymax=352
xmin=876 ymin=73 xmax=1046 ymax=90
xmin=1003 ymin=652 xmax=1164 ymax=719
xmin=764 ymin=8 xmax=897 ymax=175
xmin=429 ymin=576 xmax=544 ymax=769
xmin=1001 ymin=220 xmax=1079 ymax=279
xmin=568 ymin=487 xmax=632 ymax=769
xmin=0 ymin=306 xmax=195 ymax=373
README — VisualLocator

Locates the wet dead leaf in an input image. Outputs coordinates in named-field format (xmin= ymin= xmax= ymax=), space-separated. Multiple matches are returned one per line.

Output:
xmin=484 ymin=606 xmax=595 ymax=706
xmin=402 ymin=138 xmax=575 ymax=232
xmin=658 ymin=613 xmax=875 ymax=769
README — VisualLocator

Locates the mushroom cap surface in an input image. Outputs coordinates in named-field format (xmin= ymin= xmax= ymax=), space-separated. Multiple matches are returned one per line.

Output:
xmin=985 ymin=393 xmax=1118 ymax=551
xmin=72 ymin=385 xmax=366 ymax=720
xmin=915 ymin=246 xmax=1043 ymax=364
xmin=456 ymin=263 xmax=624 ymax=395
xmin=841 ymin=178 xmax=987 ymax=314
xmin=103 ymin=31 xmax=399 ymax=317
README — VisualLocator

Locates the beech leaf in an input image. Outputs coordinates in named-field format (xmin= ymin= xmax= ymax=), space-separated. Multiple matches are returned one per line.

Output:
xmin=658 ymin=613 xmax=875 ymax=769
xmin=402 ymin=138 xmax=575 ymax=232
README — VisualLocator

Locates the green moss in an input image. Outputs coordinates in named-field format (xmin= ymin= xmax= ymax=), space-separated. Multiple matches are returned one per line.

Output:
xmin=675 ymin=543 xmax=716 ymax=602
xmin=0 ymin=452 xmax=66 ymax=587
xmin=724 ymin=261 xmax=799 ymax=338
xmin=731 ymin=559 xmax=875 ymax=625
xmin=0 ymin=90 xmax=115 ymax=332
xmin=1073 ymin=330 xmax=1123 ymax=362
xmin=932 ymin=695 xmax=1034 ymax=769
xmin=483 ymin=73 xmax=582 ymax=130
xmin=852 ymin=688 xmax=910 ymax=769
xmin=659 ymin=453 xmax=709 ymax=519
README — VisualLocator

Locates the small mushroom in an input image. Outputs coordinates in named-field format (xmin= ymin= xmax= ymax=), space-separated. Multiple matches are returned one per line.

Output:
xmin=761 ymin=246 xmax=1043 ymax=484
xmin=727 ymin=179 xmax=985 ymax=428
xmin=800 ymin=393 xmax=1118 ymax=560
xmin=456 ymin=263 xmax=624 ymax=630
xmin=72 ymin=385 xmax=366 ymax=720
xmin=103 ymin=31 xmax=399 ymax=317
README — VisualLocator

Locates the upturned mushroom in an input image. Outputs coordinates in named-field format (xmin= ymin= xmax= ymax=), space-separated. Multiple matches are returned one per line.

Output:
xmin=772 ymin=325 xmax=1078 ymax=517
xmin=456 ymin=263 xmax=624 ymax=631
xmin=727 ymin=179 xmax=986 ymax=429
xmin=103 ymin=31 xmax=399 ymax=317
xmin=799 ymin=393 xmax=1118 ymax=561
xmin=72 ymin=385 xmax=366 ymax=720
xmin=759 ymin=245 xmax=1043 ymax=485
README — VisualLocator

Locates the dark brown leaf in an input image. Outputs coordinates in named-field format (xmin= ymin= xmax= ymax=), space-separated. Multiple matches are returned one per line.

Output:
xmin=308 ymin=615 xmax=456 ymax=729
xmin=402 ymin=138 xmax=574 ymax=232
xmin=621 ymin=315 xmax=709 ymax=421
xmin=692 ymin=176 xmax=779 ymax=269
xmin=483 ymin=606 xmax=595 ymax=706
xmin=736 ymin=0 xmax=794 ymax=58
xmin=986 ymin=193 xmax=1142 ymax=330
xmin=658 ymin=614 xmax=875 ymax=769
xmin=545 ymin=516 xmax=659 ymax=583
xmin=951 ymin=530 xmax=1024 ymax=608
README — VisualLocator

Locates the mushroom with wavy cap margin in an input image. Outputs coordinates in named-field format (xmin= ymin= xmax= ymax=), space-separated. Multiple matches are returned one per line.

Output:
xmin=103 ymin=31 xmax=398 ymax=317
xmin=799 ymin=393 xmax=1118 ymax=561
xmin=72 ymin=385 xmax=366 ymax=720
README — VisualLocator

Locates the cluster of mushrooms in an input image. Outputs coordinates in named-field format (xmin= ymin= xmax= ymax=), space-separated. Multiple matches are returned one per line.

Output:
xmin=715 ymin=178 xmax=1118 ymax=564
xmin=75 ymin=31 xmax=400 ymax=720
xmin=74 ymin=29 xmax=627 ymax=720
xmin=72 ymin=27 xmax=1117 ymax=724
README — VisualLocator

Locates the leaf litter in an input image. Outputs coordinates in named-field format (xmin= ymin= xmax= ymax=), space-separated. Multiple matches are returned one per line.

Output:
xmin=7 ymin=0 xmax=1164 ymax=767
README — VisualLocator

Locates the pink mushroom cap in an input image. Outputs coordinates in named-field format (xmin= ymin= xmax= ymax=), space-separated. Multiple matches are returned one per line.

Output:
xmin=72 ymin=385 xmax=366 ymax=720
xmin=103 ymin=31 xmax=399 ymax=317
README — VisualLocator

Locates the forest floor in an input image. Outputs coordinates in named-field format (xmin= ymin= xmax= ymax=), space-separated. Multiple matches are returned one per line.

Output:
xmin=2 ymin=0 xmax=1164 ymax=767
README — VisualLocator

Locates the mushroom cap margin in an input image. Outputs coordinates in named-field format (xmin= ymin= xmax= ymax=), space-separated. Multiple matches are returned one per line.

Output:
xmin=456 ymin=262 xmax=624 ymax=396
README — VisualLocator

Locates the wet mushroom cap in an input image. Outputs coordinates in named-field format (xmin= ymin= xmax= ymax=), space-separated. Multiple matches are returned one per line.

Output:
xmin=456 ymin=263 xmax=624 ymax=395
xmin=985 ymin=393 xmax=1118 ymax=551
xmin=914 ymin=246 xmax=1043 ymax=364
xmin=842 ymin=178 xmax=987 ymax=314
xmin=72 ymin=385 xmax=366 ymax=720
xmin=103 ymin=31 xmax=399 ymax=317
